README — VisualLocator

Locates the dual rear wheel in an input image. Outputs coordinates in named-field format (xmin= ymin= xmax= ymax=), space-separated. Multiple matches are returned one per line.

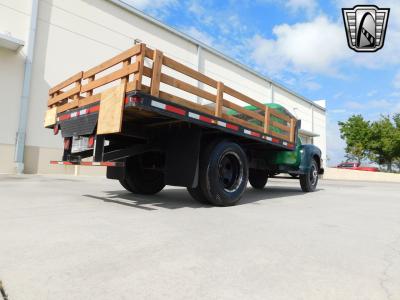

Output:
xmin=187 ymin=141 xmax=249 ymax=206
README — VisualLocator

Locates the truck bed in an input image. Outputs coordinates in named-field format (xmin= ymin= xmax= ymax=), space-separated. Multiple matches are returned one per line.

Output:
xmin=44 ymin=43 xmax=299 ymax=166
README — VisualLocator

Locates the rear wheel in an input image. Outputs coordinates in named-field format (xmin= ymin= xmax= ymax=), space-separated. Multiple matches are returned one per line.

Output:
xmin=197 ymin=140 xmax=248 ymax=206
xmin=249 ymin=168 xmax=268 ymax=189
xmin=300 ymin=159 xmax=319 ymax=192
xmin=119 ymin=156 xmax=165 ymax=195
xmin=187 ymin=186 xmax=210 ymax=204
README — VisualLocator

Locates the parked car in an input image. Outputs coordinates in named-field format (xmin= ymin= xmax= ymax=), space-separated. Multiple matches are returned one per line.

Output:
xmin=337 ymin=162 xmax=379 ymax=172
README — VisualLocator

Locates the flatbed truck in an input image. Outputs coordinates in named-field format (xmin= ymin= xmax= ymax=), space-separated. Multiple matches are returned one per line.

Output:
xmin=44 ymin=43 xmax=324 ymax=206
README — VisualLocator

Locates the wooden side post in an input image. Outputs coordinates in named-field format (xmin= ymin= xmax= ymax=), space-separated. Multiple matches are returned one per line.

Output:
xmin=86 ymin=76 xmax=95 ymax=97
xmin=121 ymin=58 xmax=131 ymax=88
xmin=134 ymin=43 xmax=146 ymax=91
xmin=264 ymin=106 xmax=270 ymax=134
xmin=290 ymin=118 xmax=296 ymax=143
xmin=150 ymin=50 xmax=163 ymax=97
xmin=215 ymin=81 xmax=224 ymax=117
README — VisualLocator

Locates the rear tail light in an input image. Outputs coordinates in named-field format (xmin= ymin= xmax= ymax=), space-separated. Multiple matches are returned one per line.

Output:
xmin=131 ymin=96 xmax=142 ymax=104
xmin=88 ymin=135 xmax=95 ymax=148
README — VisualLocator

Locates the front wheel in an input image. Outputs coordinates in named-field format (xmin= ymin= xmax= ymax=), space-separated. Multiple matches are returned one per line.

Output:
xmin=300 ymin=160 xmax=319 ymax=192
xmin=198 ymin=141 xmax=249 ymax=206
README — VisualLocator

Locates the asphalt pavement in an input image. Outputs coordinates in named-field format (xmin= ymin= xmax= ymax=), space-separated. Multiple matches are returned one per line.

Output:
xmin=0 ymin=175 xmax=399 ymax=300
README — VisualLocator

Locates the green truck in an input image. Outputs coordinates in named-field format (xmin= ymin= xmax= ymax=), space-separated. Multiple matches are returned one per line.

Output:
xmin=44 ymin=43 xmax=324 ymax=206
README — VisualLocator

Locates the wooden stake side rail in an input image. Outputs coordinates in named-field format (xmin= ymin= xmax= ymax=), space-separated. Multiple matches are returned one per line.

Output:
xmin=46 ymin=43 xmax=297 ymax=143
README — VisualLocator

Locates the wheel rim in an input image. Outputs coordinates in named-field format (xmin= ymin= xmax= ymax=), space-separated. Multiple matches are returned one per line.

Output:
xmin=218 ymin=151 xmax=243 ymax=192
xmin=310 ymin=164 xmax=318 ymax=186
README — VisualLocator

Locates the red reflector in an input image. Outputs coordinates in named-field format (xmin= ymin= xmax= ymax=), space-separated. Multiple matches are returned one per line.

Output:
xmin=166 ymin=105 xmax=186 ymax=116
xmin=64 ymin=138 xmax=71 ymax=150
xmin=88 ymin=135 xmax=95 ymax=148
xmin=88 ymin=105 xmax=100 ymax=113
xmin=226 ymin=124 xmax=239 ymax=131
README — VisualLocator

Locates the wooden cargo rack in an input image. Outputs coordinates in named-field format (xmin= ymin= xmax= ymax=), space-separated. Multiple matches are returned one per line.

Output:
xmin=45 ymin=43 xmax=297 ymax=144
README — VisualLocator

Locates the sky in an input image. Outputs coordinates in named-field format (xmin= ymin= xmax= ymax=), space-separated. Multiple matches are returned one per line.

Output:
xmin=125 ymin=0 xmax=400 ymax=165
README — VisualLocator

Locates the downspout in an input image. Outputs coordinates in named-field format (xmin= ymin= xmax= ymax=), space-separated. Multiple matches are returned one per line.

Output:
xmin=196 ymin=44 xmax=203 ymax=104
xmin=15 ymin=0 xmax=39 ymax=174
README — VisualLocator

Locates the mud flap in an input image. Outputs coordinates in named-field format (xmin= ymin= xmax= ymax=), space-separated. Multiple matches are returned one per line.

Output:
xmin=164 ymin=128 xmax=201 ymax=187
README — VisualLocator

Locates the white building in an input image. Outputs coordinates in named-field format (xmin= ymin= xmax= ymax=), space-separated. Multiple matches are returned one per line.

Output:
xmin=0 ymin=0 xmax=326 ymax=175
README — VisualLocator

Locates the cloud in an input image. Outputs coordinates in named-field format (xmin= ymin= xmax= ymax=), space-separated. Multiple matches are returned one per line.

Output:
xmin=285 ymin=0 xmax=318 ymax=15
xmin=182 ymin=26 xmax=215 ymax=46
xmin=249 ymin=16 xmax=351 ymax=76
xmin=122 ymin=0 xmax=177 ymax=18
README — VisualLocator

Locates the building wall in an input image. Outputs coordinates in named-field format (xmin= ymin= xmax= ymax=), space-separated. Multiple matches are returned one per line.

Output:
xmin=0 ymin=0 xmax=326 ymax=174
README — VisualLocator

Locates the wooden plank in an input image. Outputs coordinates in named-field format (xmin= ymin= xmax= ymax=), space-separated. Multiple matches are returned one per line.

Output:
xmin=97 ymin=84 xmax=126 ymax=135
xmin=215 ymin=82 xmax=224 ymax=117
xmin=224 ymin=85 xmax=265 ymax=111
xmin=222 ymin=99 xmax=264 ymax=122
xmin=223 ymin=114 xmax=264 ymax=132
xmin=223 ymin=97 xmax=263 ymax=121
xmin=160 ymin=72 xmax=216 ymax=102
xmin=269 ymin=109 xmax=291 ymax=122
xmin=44 ymin=107 xmax=57 ymax=127
xmin=162 ymin=56 xmax=218 ymax=88
xmin=158 ymin=90 xmax=264 ymax=132
xmin=48 ymin=86 xmax=81 ymax=106
xmin=145 ymin=47 xmax=154 ymax=59
xmin=264 ymin=106 xmax=270 ymax=134
xmin=271 ymin=131 xmax=290 ymax=141
xmin=57 ymin=100 xmax=79 ymax=113
xmin=290 ymin=118 xmax=296 ymax=143
xmin=126 ymin=81 xmax=150 ymax=94
xmin=83 ymin=44 xmax=141 ymax=79
xmin=134 ymin=44 xmax=146 ymax=91
xmin=49 ymin=71 xmax=83 ymax=95
xmin=81 ymin=62 xmax=139 ymax=93
xmin=159 ymin=91 xmax=214 ymax=115
xmin=271 ymin=120 xmax=290 ymax=132
xmin=78 ymin=93 xmax=101 ymax=108
xmin=150 ymin=50 xmax=163 ymax=97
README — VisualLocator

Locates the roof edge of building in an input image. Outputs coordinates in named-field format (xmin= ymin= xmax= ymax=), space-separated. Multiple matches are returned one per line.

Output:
xmin=108 ymin=0 xmax=326 ymax=112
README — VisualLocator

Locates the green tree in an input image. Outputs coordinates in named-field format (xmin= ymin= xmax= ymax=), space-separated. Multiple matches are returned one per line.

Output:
xmin=369 ymin=115 xmax=400 ymax=172
xmin=338 ymin=115 xmax=371 ymax=163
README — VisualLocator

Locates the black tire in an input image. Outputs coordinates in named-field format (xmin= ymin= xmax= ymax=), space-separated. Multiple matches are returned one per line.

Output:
xmin=199 ymin=140 xmax=248 ymax=206
xmin=249 ymin=168 xmax=268 ymax=189
xmin=300 ymin=159 xmax=319 ymax=192
xmin=187 ymin=186 xmax=210 ymax=204
xmin=119 ymin=157 xmax=165 ymax=195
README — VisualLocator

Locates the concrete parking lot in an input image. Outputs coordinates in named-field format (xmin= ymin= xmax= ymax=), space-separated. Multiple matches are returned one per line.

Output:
xmin=0 ymin=175 xmax=399 ymax=300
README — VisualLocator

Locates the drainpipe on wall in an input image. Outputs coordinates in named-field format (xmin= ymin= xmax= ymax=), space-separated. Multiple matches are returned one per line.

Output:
xmin=270 ymin=82 xmax=274 ymax=103
xmin=196 ymin=45 xmax=203 ymax=104
xmin=15 ymin=0 xmax=39 ymax=174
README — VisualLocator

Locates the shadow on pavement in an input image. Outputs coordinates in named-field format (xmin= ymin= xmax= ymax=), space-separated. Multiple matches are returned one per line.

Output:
xmin=83 ymin=183 xmax=320 ymax=210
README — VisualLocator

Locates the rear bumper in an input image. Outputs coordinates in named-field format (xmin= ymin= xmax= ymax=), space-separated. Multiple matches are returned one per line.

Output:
xmin=50 ymin=161 xmax=124 ymax=167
